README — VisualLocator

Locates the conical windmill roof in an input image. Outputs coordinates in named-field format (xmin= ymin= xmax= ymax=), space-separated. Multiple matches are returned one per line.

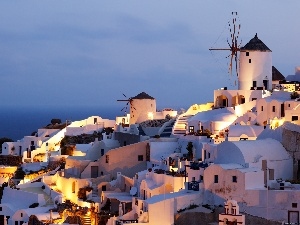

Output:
xmin=132 ymin=92 xmax=155 ymax=100
xmin=240 ymin=33 xmax=271 ymax=52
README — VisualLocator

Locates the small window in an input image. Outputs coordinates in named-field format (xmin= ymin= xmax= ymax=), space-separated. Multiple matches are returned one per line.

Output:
xmin=292 ymin=203 xmax=298 ymax=208
xmin=106 ymin=155 xmax=109 ymax=163
xmin=292 ymin=116 xmax=298 ymax=121
xmin=253 ymin=81 xmax=257 ymax=87
xmin=272 ymin=106 xmax=275 ymax=112
xmin=269 ymin=169 xmax=274 ymax=180
xmin=138 ymin=155 xmax=143 ymax=161
xmin=124 ymin=141 xmax=127 ymax=146
xmin=189 ymin=126 xmax=194 ymax=133
xmin=214 ymin=175 xmax=218 ymax=183
xmin=208 ymin=153 xmax=211 ymax=158
xmin=101 ymin=171 xmax=103 ymax=175
xmin=0 ymin=207 xmax=2 ymax=211
xmin=101 ymin=149 xmax=104 ymax=156
xmin=288 ymin=104 xmax=291 ymax=107
xmin=249 ymin=59 xmax=252 ymax=63
xmin=72 ymin=181 xmax=75 ymax=193
xmin=232 ymin=176 xmax=237 ymax=183
xmin=200 ymin=175 xmax=203 ymax=181
xmin=15 ymin=222 xmax=18 ymax=225
xmin=102 ymin=185 xmax=106 ymax=191
xmin=261 ymin=106 xmax=263 ymax=111
xmin=246 ymin=52 xmax=249 ymax=56
xmin=21 ymin=213 xmax=23 ymax=217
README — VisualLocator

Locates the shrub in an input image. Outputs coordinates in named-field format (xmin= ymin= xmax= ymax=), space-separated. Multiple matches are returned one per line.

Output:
xmin=51 ymin=119 xmax=62 ymax=125
xmin=291 ymin=91 xmax=299 ymax=99
xmin=29 ymin=203 xmax=39 ymax=208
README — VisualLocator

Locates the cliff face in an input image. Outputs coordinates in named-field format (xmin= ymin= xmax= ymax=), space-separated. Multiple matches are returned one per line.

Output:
xmin=282 ymin=127 xmax=300 ymax=179
xmin=174 ymin=208 xmax=282 ymax=225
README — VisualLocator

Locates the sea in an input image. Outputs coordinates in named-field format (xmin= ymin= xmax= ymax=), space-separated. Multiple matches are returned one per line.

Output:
xmin=0 ymin=105 xmax=120 ymax=141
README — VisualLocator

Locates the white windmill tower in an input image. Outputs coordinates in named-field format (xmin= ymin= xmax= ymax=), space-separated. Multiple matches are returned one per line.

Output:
xmin=117 ymin=92 xmax=156 ymax=125
xmin=239 ymin=33 xmax=272 ymax=90
xmin=209 ymin=12 xmax=272 ymax=92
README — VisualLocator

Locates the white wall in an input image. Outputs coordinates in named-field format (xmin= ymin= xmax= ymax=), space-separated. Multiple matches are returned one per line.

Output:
xmin=239 ymin=50 xmax=272 ymax=90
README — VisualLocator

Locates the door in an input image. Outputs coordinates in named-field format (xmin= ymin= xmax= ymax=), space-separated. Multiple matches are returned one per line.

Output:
xmin=0 ymin=215 xmax=4 ymax=225
xmin=222 ymin=99 xmax=227 ymax=107
xmin=91 ymin=166 xmax=99 ymax=178
xmin=263 ymin=79 xmax=269 ymax=90
xmin=288 ymin=211 xmax=299 ymax=224
xmin=281 ymin=103 xmax=285 ymax=117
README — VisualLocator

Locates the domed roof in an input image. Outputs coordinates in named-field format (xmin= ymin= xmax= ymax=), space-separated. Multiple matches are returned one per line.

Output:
xmin=132 ymin=92 xmax=155 ymax=100
xmin=240 ymin=33 xmax=271 ymax=52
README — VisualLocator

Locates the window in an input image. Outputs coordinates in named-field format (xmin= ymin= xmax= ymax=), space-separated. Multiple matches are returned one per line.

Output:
xmin=101 ymin=171 xmax=103 ymax=175
xmin=124 ymin=141 xmax=127 ymax=146
xmin=189 ymin=126 xmax=194 ymax=133
xmin=253 ymin=81 xmax=257 ymax=87
xmin=292 ymin=116 xmax=298 ymax=121
xmin=15 ymin=222 xmax=18 ymax=225
xmin=106 ymin=155 xmax=109 ymax=163
xmin=246 ymin=52 xmax=249 ymax=56
xmin=292 ymin=203 xmax=298 ymax=208
xmin=72 ymin=182 xmax=75 ymax=193
xmin=288 ymin=104 xmax=291 ymax=107
xmin=21 ymin=213 xmax=23 ymax=217
xmin=102 ymin=185 xmax=106 ymax=191
xmin=261 ymin=106 xmax=263 ymax=111
xmin=208 ymin=153 xmax=211 ymax=158
xmin=138 ymin=155 xmax=144 ymax=161
xmin=214 ymin=175 xmax=218 ymax=183
xmin=0 ymin=207 xmax=2 ymax=211
xmin=101 ymin=149 xmax=104 ymax=156
xmin=272 ymin=106 xmax=276 ymax=112
xmin=249 ymin=59 xmax=252 ymax=63
xmin=200 ymin=175 xmax=203 ymax=181
xmin=232 ymin=176 xmax=237 ymax=183
xmin=269 ymin=169 xmax=274 ymax=180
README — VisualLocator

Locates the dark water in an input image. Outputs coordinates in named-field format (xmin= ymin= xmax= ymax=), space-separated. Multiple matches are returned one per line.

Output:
xmin=0 ymin=105 xmax=120 ymax=141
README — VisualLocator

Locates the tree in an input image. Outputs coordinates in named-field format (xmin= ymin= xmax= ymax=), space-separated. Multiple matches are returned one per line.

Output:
xmin=290 ymin=91 xmax=299 ymax=99
xmin=186 ymin=142 xmax=194 ymax=161
xmin=51 ymin=118 xmax=62 ymax=125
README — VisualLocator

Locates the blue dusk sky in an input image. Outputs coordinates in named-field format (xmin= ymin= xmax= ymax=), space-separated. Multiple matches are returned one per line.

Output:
xmin=0 ymin=1 xmax=299 ymax=110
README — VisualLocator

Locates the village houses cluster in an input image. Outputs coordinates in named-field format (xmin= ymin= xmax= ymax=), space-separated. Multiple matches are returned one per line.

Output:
xmin=1 ymin=34 xmax=300 ymax=225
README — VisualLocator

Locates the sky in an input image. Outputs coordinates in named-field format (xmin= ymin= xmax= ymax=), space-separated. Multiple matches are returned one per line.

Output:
xmin=0 ymin=1 xmax=299 ymax=110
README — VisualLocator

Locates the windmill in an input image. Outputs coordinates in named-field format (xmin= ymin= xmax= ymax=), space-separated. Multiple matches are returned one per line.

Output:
xmin=209 ymin=12 xmax=242 ymax=86
xmin=117 ymin=93 xmax=136 ymax=116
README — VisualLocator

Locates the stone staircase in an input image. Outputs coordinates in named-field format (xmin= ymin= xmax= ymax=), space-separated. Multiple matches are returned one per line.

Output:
xmin=160 ymin=120 xmax=175 ymax=137
xmin=81 ymin=215 xmax=91 ymax=225
xmin=91 ymin=180 xmax=101 ymax=202
xmin=172 ymin=114 xmax=194 ymax=136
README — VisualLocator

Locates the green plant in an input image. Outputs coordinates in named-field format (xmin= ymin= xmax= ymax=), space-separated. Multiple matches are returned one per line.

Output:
xmin=291 ymin=91 xmax=299 ymax=99
xmin=29 ymin=203 xmax=39 ymax=208
xmin=186 ymin=142 xmax=193 ymax=161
